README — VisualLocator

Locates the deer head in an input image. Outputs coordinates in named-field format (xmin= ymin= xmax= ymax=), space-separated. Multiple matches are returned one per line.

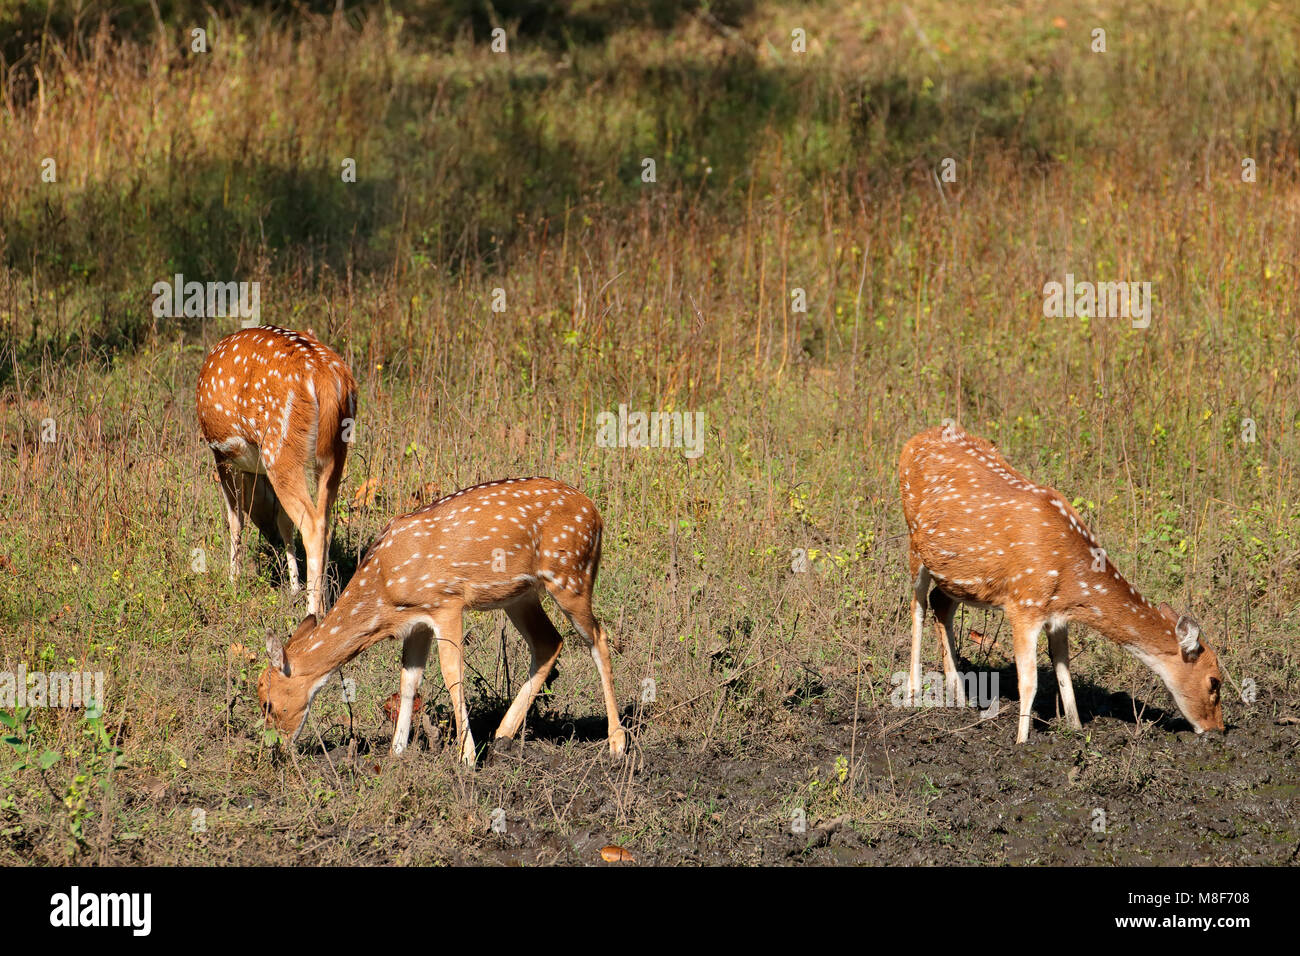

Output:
xmin=258 ymin=615 xmax=326 ymax=742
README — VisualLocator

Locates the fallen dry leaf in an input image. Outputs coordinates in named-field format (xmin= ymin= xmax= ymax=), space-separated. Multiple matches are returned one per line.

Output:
xmin=141 ymin=777 xmax=167 ymax=801
xmin=228 ymin=643 xmax=257 ymax=663
xmin=382 ymin=691 xmax=422 ymax=724
xmin=45 ymin=604 xmax=72 ymax=624
xmin=351 ymin=476 xmax=381 ymax=509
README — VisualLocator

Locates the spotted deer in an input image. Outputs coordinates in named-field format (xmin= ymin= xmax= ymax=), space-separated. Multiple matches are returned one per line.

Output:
xmin=197 ymin=325 xmax=357 ymax=616
xmin=899 ymin=424 xmax=1224 ymax=742
xmin=257 ymin=477 xmax=627 ymax=763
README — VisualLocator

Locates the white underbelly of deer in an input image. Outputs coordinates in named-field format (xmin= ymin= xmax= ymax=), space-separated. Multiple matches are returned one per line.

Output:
xmin=256 ymin=476 xmax=628 ymax=765
xmin=898 ymin=424 xmax=1225 ymax=743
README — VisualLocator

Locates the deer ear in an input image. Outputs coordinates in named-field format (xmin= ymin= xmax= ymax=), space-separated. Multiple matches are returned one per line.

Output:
xmin=291 ymin=614 xmax=318 ymax=644
xmin=1175 ymin=614 xmax=1202 ymax=660
xmin=1157 ymin=601 xmax=1177 ymax=621
xmin=266 ymin=630 xmax=291 ymax=677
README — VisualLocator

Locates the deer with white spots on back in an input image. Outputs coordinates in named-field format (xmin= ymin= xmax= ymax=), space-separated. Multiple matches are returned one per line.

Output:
xmin=197 ymin=325 xmax=357 ymax=616
xmin=899 ymin=425 xmax=1225 ymax=743
xmin=257 ymin=476 xmax=627 ymax=763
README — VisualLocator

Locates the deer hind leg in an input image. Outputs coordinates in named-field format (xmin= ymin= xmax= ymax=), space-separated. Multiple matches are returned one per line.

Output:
xmin=907 ymin=564 xmax=931 ymax=706
xmin=267 ymin=464 xmax=325 ymax=616
xmin=1010 ymin=614 xmax=1043 ymax=743
xmin=544 ymin=583 xmax=626 ymax=756
xmin=392 ymin=623 xmax=433 ymax=755
xmin=309 ymin=444 xmax=346 ymax=612
xmin=930 ymin=588 xmax=966 ymax=707
xmin=494 ymin=593 xmax=564 ymax=743
xmin=214 ymin=459 xmax=246 ymax=581
xmin=1047 ymin=621 xmax=1082 ymax=731
xmin=432 ymin=609 xmax=475 ymax=765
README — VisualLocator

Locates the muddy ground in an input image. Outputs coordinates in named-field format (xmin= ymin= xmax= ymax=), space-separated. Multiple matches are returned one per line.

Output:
xmin=462 ymin=686 xmax=1298 ymax=866
xmin=92 ymin=665 xmax=1299 ymax=867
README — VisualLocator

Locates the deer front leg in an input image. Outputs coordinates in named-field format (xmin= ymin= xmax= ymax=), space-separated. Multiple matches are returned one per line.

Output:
xmin=906 ymin=566 xmax=931 ymax=706
xmin=1011 ymin=615 xmax=1042 ymax=743
xmin=392 ymin=626 xmax=433 ymax=755
xmin=1047 ymin=622 xmax=1082 ymax=730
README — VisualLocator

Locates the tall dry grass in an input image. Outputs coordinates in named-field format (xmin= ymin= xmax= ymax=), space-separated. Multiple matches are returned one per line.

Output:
xmin=0 ymin=1 xmax=1298 ymax=862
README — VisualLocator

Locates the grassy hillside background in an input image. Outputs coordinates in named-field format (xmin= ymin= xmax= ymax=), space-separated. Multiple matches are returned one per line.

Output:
xmin=1 ymin=0 xmax=1298 ymax=864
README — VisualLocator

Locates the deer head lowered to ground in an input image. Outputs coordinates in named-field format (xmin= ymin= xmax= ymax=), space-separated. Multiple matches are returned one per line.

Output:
xmin=899 ymin=424 xmax=1224 ymax=742
xmin=257 ymin=476 xmax=627 ymax=763
xmin=197 ymin=325 xmax=357 ymax=616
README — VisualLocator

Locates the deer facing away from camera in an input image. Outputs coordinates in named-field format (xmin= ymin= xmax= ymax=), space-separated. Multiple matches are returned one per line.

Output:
xmin=197 ymin=326 xmax=357 ymax=617
xmin=899 ymin=425 xmax=1224 ymax=742
xmin=258 ymin=477 xmax=627 ymax=763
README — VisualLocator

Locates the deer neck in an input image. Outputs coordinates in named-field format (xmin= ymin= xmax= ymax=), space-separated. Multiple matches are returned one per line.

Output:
xmin=1062 ymin=568 xmax=1180 ymax=662
xmin=288 ymin=576 xmax=401 ymax=683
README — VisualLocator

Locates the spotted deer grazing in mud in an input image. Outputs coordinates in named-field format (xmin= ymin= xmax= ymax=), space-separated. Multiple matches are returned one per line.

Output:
xmin=197 ymin=325 xmax=358 ymax=617
xmin=257 ymin=477 xmax=627 ymax=764
xmin=899 ymin=424 xmax=1225 ymax=743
